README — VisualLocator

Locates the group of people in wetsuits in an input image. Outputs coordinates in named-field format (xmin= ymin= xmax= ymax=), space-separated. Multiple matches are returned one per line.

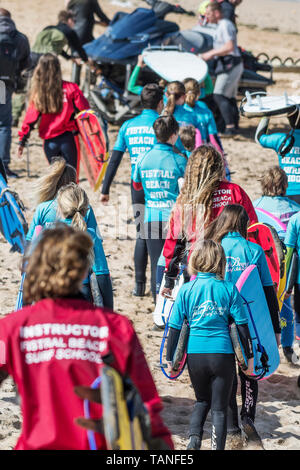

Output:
xmin=0 ymin=0 xmax=299 ymax=453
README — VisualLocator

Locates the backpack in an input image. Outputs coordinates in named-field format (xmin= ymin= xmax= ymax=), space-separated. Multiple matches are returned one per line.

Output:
xmin=0 ymin=30 xmax=18 ymax=87
xmin=32 ymin=27 xmax=67 ymax=56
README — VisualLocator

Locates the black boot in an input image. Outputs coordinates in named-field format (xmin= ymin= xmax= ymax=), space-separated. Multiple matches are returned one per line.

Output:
xmin=132 ymin=282 xmax=146 ymax=297
xmin=186 ymin=435 xmax=201 ymax=450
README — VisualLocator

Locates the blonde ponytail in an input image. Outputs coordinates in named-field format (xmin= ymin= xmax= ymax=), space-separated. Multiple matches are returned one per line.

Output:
xmin=57 ymin=183 xmax=89 ymax=232
xmin=35 ymin=157 xmax=77 ymax=204
xmin=183 ymin=78 xmax=200 ymax=109
xmin=163 ymin=81 xmax=185 ymax=116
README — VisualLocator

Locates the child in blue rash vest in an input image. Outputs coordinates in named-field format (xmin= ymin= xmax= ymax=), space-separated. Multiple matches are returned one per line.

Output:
xmin=253 ymin=166 xmax=300 ymax=364
xmin=285 ymin=212 xmax=300 ymax=347
xmin=133 ymin=115 xmax=187 ymax=302
xmin=205 ymin=203 xmax=281 ymax=448
xmin=26 ymin=159 xmax=113 ymax=309
xmin=166 ymin=240 xmax=254 ymax=451
xmin=255 ymin=106 xmax=300 ymax=204
xmin=56 ymin=183 xmax=113 ymax=309
xmin=100 ymin=84 xmax=164 ymax=298
xmin=163 ymin=81 xmax=206 ymax=154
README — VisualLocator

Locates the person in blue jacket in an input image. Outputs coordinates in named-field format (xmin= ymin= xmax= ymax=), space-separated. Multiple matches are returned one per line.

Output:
xmin=26 ymin=158 xmax=113 ymax=309
xmin=253 ymin=166 xmax=300 ymax=364
xmin=285 ymin=211 xmax=300 ymax=350
xmin=132 ymin=115 xmax=187 ymax=302
xmin=100 ymin=84 xmax=164 ymax=298
xmin=166 ymin=239 xmax=254 ymax=450
xmin=255 ymin=106 xmax=300 ymax=204
xmin=205 ymin=204 xmax=281 ymax=448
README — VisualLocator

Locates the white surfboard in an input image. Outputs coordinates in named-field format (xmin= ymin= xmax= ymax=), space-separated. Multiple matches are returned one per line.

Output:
xmin=153 ymin=272 xmax=185 ymax=328
xmin=143 ymin=49 xmax=208 ymax=83
xmin=240 ymin=91 xmax=300 ymax=118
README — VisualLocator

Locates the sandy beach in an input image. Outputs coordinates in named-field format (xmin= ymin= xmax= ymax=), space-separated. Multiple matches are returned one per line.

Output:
xmin=0 ymin=0 xmax=299 ymax=451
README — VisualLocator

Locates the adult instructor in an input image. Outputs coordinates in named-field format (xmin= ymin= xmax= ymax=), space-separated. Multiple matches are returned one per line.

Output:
xmin=201 ymin=1 xmax=243 ymax=137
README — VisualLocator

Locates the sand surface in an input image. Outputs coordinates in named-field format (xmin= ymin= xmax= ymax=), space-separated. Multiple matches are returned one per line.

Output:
xmin=0 ymin=0 xmax=299 ymax=451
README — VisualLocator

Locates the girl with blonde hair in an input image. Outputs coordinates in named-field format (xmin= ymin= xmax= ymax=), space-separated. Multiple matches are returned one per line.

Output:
xmin=0 ymin=224 xmax=172 ymax=450
xmin=18 ymin=53 xmax=89 ymax=169
xmin=166 ymin=239 xmax=253 ymax=450
xmin=26 ymin=158 xmax=113 ymax=308
xmin=161 ymin=145 xmax=257 ymax=297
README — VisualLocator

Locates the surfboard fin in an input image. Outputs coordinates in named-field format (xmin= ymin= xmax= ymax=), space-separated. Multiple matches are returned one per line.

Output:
xmin=100 ymin=365 xmax=150 ymax=450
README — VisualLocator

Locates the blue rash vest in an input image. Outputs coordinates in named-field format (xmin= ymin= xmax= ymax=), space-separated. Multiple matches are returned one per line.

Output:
xmin=221 ymin=232 xmax=274 ymax=287
xmin=253 ymin=195 xmax=300 ymax=227
xmin=132 ymin=143 xmax=187 ymax=223
xmin=285 ymin=212 xmax=300 ymax=284
xmin=169 ymin=272 xmax=248 ymax=354
xmin=113 ymin=109 xmax=159 ymax=179
xmin=26 ymin=199 xmax=110 ymax=280
xmin=258 ymin=129 xmax=300 ymax=196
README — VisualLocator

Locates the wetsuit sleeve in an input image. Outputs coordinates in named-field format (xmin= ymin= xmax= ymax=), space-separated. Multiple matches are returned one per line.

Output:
xmin=204 ymin=74 xmax=214 ymax=95
xmin=263 ymin=285 xmax=281 ymax=334
xmin=256 ymin=117 xmax=286 ymax=153
xmin=163 ymin=213 xmax=186 ymax=290
xmin=166 ymin=290 xmax=187 ymax=360
xmin=18 ymin=105 xmax=41 ymax=146
xmin=60 ymin=49 xmax=72 ymax=60
xmin=71 ymin=83 xmax=90 ymax=112
xmin=63 ymin=28 xmax=88 ymax=62
xmin=132 ymin=158 xmax=143 ymax=191
xmin=127 ymin=65 xmax=143 ymax=95
xmin=26 ymin=207 xmax=43 ymax=242
xmin=123 ymin=324 xmax=174 ymax=449
xmin=166 ymin=328 xmax=180 ymax=362
xmin=92 ymin=0 xmax=110 ymax=24
xmin=236 ymin=323 xmax=254 ymax=359
xmin=101 ymin=150 xmax=124 ymax=194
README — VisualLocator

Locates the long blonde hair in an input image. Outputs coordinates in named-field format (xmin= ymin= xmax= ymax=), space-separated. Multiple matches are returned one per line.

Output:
xmin=175 ymin=145 xmax=224 ymax=237
xmin=57 ymin=183 xmax=89 ymax=231
xmin=35 ymin=157 xmax=77 ymax=204
xmin=183 ymin=78 xmax=200 ymax=109
xmin=23 ymin=224 xmax=93 ymax=304
xmin=29 ymin=53 xmax=63 ymax=114
xmin=164 ymin=81 xmax=186 ymax=116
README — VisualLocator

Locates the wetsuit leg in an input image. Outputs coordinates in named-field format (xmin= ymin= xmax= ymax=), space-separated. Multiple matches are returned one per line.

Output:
xmin=131 ymin=182 xmax=148 ymax=284
xmin=238 ymin=367 xmax=258 ymax=422
xmin=213 ymin=94 xmax=235 ymax=127
xmin=43 ymin=132 xmax=78 ymax=169
xmin=145 ymin=221 xmax=167 ymax=302
xmin=280 ymin=297 xmax=295 ymax=348
xmin=188 ymin=353 xmax=235 ymax=450
xmin=294 ymin=284 xmax=300 ymax=340
xmin=227 ymin=368 xmax=240 ymax=433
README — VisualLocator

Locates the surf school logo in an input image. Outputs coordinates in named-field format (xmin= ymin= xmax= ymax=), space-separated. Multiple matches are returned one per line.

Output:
xmin=192 ymin=300 xmax=227 ymax=321
xmin=226 ymin=256 xmax=248 ymax=273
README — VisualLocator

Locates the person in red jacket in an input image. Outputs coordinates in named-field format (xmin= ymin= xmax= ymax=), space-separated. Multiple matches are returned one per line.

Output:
xmin=18 ymin=53 xmax=90 ymax=170
xmin=0 ymin=224 xmax=173 ymax=450
xmin=161 ymin=144 xmax=257 ymax=296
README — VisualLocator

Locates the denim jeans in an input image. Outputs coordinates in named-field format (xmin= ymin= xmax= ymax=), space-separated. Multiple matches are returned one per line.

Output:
xmin=0 ymin=86 xmax=12 ymax=167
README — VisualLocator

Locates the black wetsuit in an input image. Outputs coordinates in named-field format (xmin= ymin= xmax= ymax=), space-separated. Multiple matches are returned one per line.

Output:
xmin=67 ymin=0 xmax=110 ymax=45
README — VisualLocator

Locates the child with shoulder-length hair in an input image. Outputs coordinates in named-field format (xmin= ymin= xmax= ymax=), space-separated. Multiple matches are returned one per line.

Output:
xmin=0 ymin=224 xmax=173 ymax=450
xmin=57 ymin=182 xmax=113 ymax=308
xmin=18 ymin=53 xmax=90 ymax=169
xmin=205 ymin=203 xmax=281 ymax=446
xmin=162 ymin=145 xmax=257 ymax=298
xmin=166 ymin=239 xmax=253 ymax=450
